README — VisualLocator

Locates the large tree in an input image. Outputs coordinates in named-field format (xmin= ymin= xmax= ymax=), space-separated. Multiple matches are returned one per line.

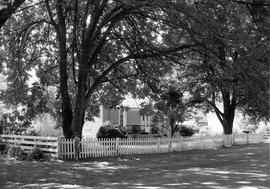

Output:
xmin=1 ymin=0 xmax=196 ymax=138
xmin=43 ymin=0 xmax=198 ymax=138
xmin=167 ymin=0 xmax=269 ymax=145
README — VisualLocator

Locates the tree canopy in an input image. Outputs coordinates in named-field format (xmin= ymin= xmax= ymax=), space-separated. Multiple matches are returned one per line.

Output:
xmin=0 ymin=0 xmax=268 ymax=139
xmin=165 ymin=0 xmax=269 ymax=136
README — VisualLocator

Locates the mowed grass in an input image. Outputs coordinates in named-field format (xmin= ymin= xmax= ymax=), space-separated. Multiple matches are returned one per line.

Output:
xmin=0 ymin=143 xmax=269 ymax=189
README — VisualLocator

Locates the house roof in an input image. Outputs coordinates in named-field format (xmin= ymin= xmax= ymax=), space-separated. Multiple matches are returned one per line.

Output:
xmin=119 ymin=96 xmax=148 ymax=109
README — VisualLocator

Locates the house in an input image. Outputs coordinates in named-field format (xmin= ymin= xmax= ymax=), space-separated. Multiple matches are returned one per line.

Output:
xmin=100 ymin=97 xmax=152 ymax=133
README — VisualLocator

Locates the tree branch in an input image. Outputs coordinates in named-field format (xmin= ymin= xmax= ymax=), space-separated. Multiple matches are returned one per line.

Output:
xmin=45 ymin=0 xmax=58 ymax=29
xmin=231 ymin=0 xmax=270 ymax=6
xmin=0 ymin=0 xmax=25 ymax=29
xmin=85 ymin=43 xmax=197 ymax=100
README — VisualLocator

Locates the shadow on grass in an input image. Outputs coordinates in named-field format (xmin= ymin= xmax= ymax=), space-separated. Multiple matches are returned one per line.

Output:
xmin=0 ymin=144 xmax=269 ymax=189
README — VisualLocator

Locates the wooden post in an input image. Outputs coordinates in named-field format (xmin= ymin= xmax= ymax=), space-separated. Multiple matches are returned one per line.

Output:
xmin=34 ymin=138 xmax=37 ymax=148
xmin=57 ymin=136 xmax=61 ymax=159
xmin=168 ymin=137 xmax=172 ymax=152
xmin=247 ymin=133 xmax=249 ymax=144
xmin=116 ymin=138 xmax=119 ymax=155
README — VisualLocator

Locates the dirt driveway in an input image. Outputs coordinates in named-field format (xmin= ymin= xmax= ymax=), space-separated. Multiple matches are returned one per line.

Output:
xmin=0 ymin=144 xmax=269 ymax=189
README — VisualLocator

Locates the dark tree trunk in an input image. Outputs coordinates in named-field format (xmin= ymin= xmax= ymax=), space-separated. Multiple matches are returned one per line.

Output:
xmin=58 ymin=30 xmax=73 ymax=138
xmin=213 ymin=90 xmax=237 ymax=146
xmin=70 ymin=83 xmax=87 ymax=138
xmin=222 ymin=118 xmax=234 ymax=134
xmin=170 ymin=119 xmax=175 ymax=138
xmin=56 ymin=0 xmax=73 ymax=138
xmin=221 ymin=91 xmax=236 ymax=135
xmin=70 ymin=42 xmax=89 ymax=138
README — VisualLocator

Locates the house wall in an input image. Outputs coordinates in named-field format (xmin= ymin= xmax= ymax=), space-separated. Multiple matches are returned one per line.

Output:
xmin=126 ymin=109 xmax=141 ymax=125
xmin=102 ymin=106 xmax=119 ymax=125
xmin=109 ymin=109 xmax=119 ymax=124
xmin=100 ymin=105 xmax=153 ymax=133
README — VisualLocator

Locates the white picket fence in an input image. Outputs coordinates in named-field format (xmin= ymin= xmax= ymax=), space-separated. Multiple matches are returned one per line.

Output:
xmin=233 ymin=133 xmax=264 ymax=145
xmin=0 ymin=134 xmax=58 ymax=158
xmin=58 ymin=134 xmax=263 ymax=160
xmin=0 ymin=133 xmax=264 ymax=160
xmin=58 ymin=137 xmax=217 ymax=159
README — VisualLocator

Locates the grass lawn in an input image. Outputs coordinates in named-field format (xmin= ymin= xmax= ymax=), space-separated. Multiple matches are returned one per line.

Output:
xmin=0 ymin=143 xmax=269 ymax=189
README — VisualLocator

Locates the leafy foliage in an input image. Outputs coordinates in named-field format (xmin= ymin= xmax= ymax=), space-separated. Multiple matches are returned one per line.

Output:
xmin=179 ymin=126 xmax=196 ymax=137
xmin=141 ymin=84 xmax=191 ymax=137
xmin=7 ymin=146 xmax=28 ymax=160
xmin=239 ymin=116 xmax=260 ymax=133
xmin=0 ymin=0 xmax=25 ymax=29
xmin=2 ymin=111 xmax=31 ymax=134
xmin=150 ymin=125 xmax=159 ymax=134
xmin=0 ymin=0 xmax=268 ymax=139
xmin=1 ymin=0 xmax=195 ymax=138
xmin=96 ymin=122 xmax=127 ymax=139
xmin=0 ymin=142 xmax=7 ymax=153
xmin=131 ymin=125 xmax=141 ymax=134
xmin=28 ymin=148 xmax=50 ymax=161
xmin=167 ymin=0 xmax=269 ymax=134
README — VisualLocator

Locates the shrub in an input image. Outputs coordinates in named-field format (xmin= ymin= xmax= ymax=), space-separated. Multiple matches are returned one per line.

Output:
xmin=22 ymin=129 xmax=40 ymax=136
xmin=140 ymin=131 xmax=149 ymax=135
xmin=0 ymin=143 xmax=7 ymax=153
xmin=97 ymin=122 xmax=127 ymax=139
xmin=28 ymin=148 xmax=50 ymax=161
xmin=150 ymin=125 xmax=159 ymax=134
xmin=179 ymin=126 xmax=196 ymax=137
xmin=131 ymin=125 xmax=141 ymax=134
xmin=7 ymin=146 xmax=28 ymax=160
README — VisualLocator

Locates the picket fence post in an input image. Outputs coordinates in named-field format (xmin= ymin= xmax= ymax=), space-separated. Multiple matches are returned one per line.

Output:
xmin=33 ymin=138 xmax=37 ymax=148
xmin=168 ymin=138 xmax=172 ymax=152
xmin=116 ymin=138 xmax=120 ymax=155
xmin=157 ymin=138 xmax=160 ymax=152
xmin=57 ymin=136 xmax=61 ymax=159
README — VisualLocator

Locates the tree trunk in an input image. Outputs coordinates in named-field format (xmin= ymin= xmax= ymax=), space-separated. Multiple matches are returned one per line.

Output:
xmin=222 ymin=119 xmax=233 ymax=135
xmin=220 ymin=91 xmax=236 ymax=147
xmin=56 ymin=0 xmax=73 ymax=138
xmin=70 ymin=73 xmax=87 ymax=138
xmin=59 ymin=34 xmax=73 ymax=138
xmin=222 ymin=118 xmax=234 ymax=147
xmin=70 ymin=43 xmax=89 ymax=138
xmin=170 ymin=119 xmax=175 ymax=138
xmin=71 ymin=104 xmax=86 ymax=138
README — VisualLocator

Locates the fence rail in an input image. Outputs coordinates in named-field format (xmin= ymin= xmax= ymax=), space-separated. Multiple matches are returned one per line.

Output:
xmin=0 ymin=134 xmax=58 ymax=158
xmin=0 ymin=133 xmax=264 ymax=160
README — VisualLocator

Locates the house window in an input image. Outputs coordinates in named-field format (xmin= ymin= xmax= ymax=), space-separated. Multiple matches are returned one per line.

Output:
xmin=120 ymin=110 xmax=123 ymax=126
xmin=120 ymin=114 xmax=123 ymax=126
